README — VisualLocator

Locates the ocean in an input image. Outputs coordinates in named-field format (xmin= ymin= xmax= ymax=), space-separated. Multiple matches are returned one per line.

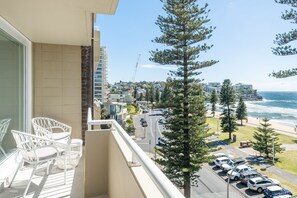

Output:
xmin=246 ymin=92 xmax=297 ymax=127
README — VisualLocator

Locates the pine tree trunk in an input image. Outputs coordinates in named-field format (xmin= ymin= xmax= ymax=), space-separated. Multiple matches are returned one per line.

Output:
xmin=184 ymin=172 xmax=191 ymax=198
xmin=228 ymin=105 xmax=232 ymax=140
xmin=241 ymin=119 xmax=243 ymax=126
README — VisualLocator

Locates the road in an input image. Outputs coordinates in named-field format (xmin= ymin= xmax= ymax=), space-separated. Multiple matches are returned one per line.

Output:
xmin=134 ymin=108 xmax=246 ymax=198
xmin=193 ymin=165 xmax=245 ymax=198
xmin=134 ymin=109 xmax=164 ymax=153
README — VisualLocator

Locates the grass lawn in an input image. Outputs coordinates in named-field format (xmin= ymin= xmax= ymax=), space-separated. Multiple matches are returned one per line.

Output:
xmin=207 ymin=117 xmax=297 ymax=177
xmin=275 ymin=150 xmax=297 ymax=176
xmin=207 ymin=117 xmax=297 ymax=146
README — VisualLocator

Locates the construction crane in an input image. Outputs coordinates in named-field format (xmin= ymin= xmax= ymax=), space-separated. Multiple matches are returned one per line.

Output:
xmin=132 ymin=54 xmax=141 ymax=83
xmin=130 ymin=54 xmax=141 ymax=100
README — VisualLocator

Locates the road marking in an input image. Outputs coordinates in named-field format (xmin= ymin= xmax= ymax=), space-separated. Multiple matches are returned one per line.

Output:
xmin=150 ymin=117 xmax=153 ymax=137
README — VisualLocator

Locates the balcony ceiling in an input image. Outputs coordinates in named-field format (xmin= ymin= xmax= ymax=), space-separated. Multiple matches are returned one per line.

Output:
xmin=0 ymin=0 xmax=118 ymax=45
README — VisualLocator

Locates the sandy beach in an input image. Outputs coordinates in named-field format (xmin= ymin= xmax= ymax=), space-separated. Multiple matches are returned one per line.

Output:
xmin=207 ymin=110 xmax=297 ymax=138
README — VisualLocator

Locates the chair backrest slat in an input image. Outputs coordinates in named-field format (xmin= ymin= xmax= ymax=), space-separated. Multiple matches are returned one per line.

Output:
xmin=0 ymin=119 xmax=11 ymax=143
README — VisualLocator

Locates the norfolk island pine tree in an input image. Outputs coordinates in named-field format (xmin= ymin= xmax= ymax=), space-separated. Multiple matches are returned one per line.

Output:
xmin=150 ymin=0 xmax=218 ymax=197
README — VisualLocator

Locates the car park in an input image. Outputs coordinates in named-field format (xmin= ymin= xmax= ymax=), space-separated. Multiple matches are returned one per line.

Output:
xmin=221 ymin=158 xmax=246 ymax=172
xmin=239 ymin=170 xmax=265 ymax=185
xmin=214 ymin=156 xmax=231 ymax=168
xmin=227 ymin=164 xmax=256 ymax=181
xmin=264 ymin=185 xmax=292 ymax=198
xmin=247 ymin=176 xmax=280 ymax=193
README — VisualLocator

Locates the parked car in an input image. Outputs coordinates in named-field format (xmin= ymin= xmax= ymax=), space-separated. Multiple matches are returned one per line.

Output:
xmin=227 ymin=164 xmax=256 ymax=181
xmin=142 ymin=120 xmax=148 ymax=127
xmin=221 ymin=158 xmax=246 ymax=172
xmin=214 ymin=156 xmax=231 ymax=168
xmin=247 ymin=176 xmax=280 ymax=193
xmin=158 ymin=119 xmax=164 ymax=124
xmin=140 ymin=118 xmax=145 ymax=123
xmin=143 ymin=109 xmax=149 ymax=113
xmin=273 ymin=195 xmax=292 ymax=198
xmin=240 ymin=170 xmax=265 ymax=185
xmin=264 ymin=185 xmax=292 ymax=198
xmin=157 ymin=137 xmax=167 ymax=146
xmin=211 ymin=153 xmax=233 ymax=164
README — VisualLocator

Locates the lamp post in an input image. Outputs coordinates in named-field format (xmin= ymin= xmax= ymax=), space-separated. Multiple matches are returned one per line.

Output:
xmin=154 ymin=118 xmax=162 ymax=162
xmin=227 ymin=161 xmax=246 ymax=198
xmin=271 ymin=135 xmax=276 ymax=164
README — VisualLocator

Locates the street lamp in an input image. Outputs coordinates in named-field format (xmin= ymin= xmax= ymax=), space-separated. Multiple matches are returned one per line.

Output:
xmin=227 ymin=161 xmax=246 ymax=198
xmin=271 ymin=135 xmax=276 ymax=164
xmin=155 ymin=118 xmax=162 ymax=162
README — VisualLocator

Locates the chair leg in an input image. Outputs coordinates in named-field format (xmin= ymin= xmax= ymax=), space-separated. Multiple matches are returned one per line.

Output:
xmin=23 ymin=164 xmax=37 ymax=197
xmin=8 ymin=160 xmax=23 ymax=188
xmin=64 ymin=154 xmax=67 ymax=185
xmin=0 ymin=145 xmax=6 ymax=156
xmin=46 ymin=161 xmax=50 ymax=175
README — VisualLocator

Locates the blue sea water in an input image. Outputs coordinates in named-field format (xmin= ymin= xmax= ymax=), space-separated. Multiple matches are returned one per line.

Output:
xmin=246 ymin=92 xmax=297 ymax=127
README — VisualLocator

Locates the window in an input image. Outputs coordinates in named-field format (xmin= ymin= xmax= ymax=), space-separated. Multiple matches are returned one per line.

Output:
xmin=0 ymin=17 xmax=31 ymax=163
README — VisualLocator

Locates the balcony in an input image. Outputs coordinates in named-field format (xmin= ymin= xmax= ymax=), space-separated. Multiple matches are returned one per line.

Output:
xmin=0 ymin=108 xmax=184 ymax=198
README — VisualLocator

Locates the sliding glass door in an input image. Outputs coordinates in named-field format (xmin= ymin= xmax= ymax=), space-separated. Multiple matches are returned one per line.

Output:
xmin=0 ymin=28 xmax=27 ymax=161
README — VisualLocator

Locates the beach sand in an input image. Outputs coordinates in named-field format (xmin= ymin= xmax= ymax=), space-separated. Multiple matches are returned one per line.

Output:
xmin=207 ymin=111 xmax=297 ymax=138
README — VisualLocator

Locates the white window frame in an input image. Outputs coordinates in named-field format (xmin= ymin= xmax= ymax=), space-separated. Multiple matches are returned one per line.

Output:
xmin=0 ymin=16 xmax=32 ymax=133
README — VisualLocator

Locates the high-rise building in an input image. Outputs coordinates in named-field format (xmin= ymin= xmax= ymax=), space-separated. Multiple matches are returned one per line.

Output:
xmin=94 ymin=46 xmax=109 ymax=102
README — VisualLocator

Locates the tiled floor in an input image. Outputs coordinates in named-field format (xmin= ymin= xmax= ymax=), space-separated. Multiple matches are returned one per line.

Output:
xmin=0 ymin=153 xmax=84 ymax=198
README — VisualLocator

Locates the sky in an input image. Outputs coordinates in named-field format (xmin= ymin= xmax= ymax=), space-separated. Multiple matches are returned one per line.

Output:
xmin=96 ymin=0 xmax=297 ymax=91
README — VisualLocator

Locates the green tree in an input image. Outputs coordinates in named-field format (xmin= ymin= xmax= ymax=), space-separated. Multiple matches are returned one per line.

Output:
xmin=138 ymin=92 xmax=143 ymax=101
xmin=271 ymin=0 xmax=297 ymax=78
xmin=149 ymin=85 xmax=155 ymax=103
xmin=236 ymin=96 xmax=248 ymax=126
xmin=220 ymin=79 xmax=237 ymax=140
xmin=145 ymin=87 xmax=149 ymax=103
xmin=210 ymin=90 xmax=218 ymax=117
xmin=133 ymin=86 xmax=137 ymax=100
xmin=100 ymin=107 xmax=108 ymax=119
xmin=160 ymin=80 xmax=173 ymax=107
xmin=155 ymin=88 xmax=160 ymax=103
xmin=150 ymin=1 xmax=217 ymax=197
xmin=253 ymin=118 xmax=283 ymax=158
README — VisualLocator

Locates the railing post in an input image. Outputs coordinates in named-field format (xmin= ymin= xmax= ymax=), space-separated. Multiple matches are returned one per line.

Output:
xmin=128 ymin=152 xmax=141 ymax=167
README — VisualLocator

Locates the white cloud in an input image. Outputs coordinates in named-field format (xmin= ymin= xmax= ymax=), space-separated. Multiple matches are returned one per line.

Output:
xmin=141 ymin=64 xmax=177 ymax=70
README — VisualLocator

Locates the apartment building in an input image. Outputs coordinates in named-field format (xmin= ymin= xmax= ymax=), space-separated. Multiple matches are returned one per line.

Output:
xmin=94 ymin=46 xmax=109 ymax=102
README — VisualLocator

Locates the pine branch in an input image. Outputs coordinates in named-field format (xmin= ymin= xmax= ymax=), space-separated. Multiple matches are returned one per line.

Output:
xmin=272 ymin=45 xmax=297 ymax=55
xmin=281 ymin=9 xmax=297 ymax=23
xmin=275 ymin=0 xmax=297 ymax=7
xmin=274 ymin=29 xmax=297 ymax=45
xmin=270 ymin=68 xmax=297 ymax=78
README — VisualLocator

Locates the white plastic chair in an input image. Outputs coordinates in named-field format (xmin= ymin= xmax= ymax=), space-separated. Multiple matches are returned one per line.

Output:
xmin=0 ymin=119 xmax=11 ymax=156
xmin=31 ymin=117 xmax=71 ymax=143
xmin=9 ymin=130 xmax=66 ymax=197
xmin=32 ymin=117 xmax=74 ymax=170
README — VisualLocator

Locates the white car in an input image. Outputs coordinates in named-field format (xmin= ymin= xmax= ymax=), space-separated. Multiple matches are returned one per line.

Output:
xmin=247 ymin=176 xmax=280 ymax=193
xmin=221 ymin=158 xmax=246 ymax=172
xmin=214 ymin=156 xmax=231 ymax=167
xmin=227 ymin=165 xmax=256 ymax=181
xmin=211 ymin=153 xmax=233 ymax=163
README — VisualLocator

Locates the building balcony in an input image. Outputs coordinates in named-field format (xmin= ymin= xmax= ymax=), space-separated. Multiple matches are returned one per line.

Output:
xmin=0 ymin=108 xmax=184 ymax=198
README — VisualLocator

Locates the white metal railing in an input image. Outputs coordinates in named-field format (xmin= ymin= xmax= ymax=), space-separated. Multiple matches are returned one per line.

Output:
xmin=87 ymin=108 xmax=184 ymax=198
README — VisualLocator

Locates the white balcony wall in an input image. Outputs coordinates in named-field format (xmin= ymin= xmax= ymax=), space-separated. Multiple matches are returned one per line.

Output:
xmin=85 ymin=129 xmax=164 ymax=198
